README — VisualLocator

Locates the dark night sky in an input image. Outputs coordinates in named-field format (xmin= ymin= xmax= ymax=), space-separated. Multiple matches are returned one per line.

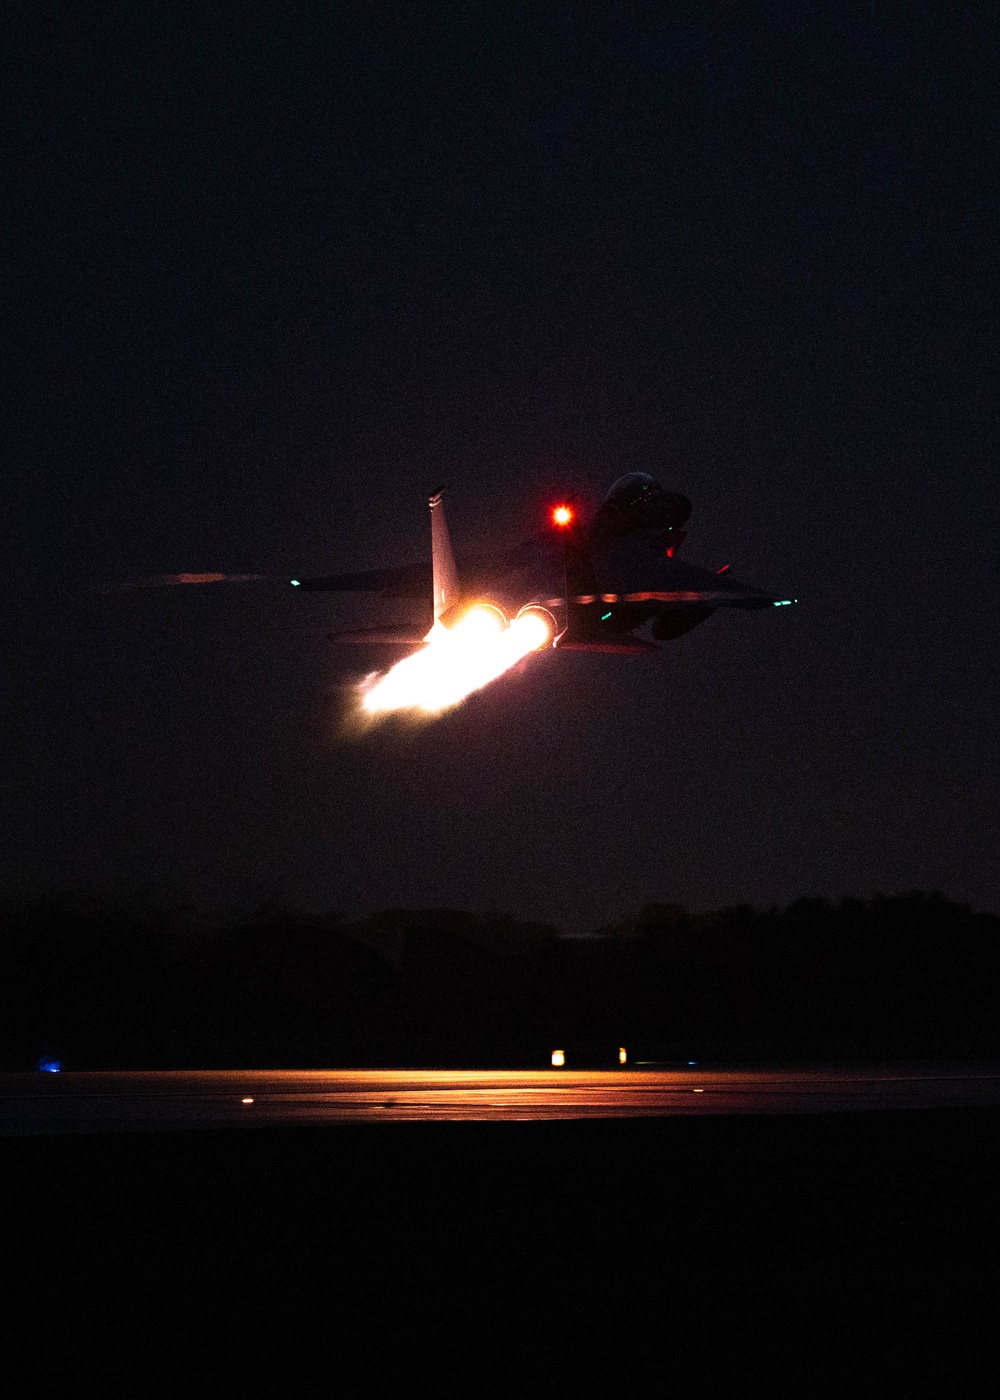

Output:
xmin=3 ymin=2 xmax=998 ymax=928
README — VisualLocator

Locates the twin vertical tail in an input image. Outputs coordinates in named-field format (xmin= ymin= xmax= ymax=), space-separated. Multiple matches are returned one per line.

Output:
xmin=429 ymin=489 xmax=460 ymax=622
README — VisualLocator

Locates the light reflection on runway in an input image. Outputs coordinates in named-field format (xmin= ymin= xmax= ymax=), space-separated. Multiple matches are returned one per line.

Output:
xmin=3 ymin=1064 xmax=1000 ymax=1136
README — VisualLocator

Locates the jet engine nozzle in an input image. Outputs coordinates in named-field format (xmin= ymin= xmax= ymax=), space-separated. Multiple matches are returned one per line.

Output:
xmin=439 ymin=600 xmax=509 ymax=633
xmin=514 ymin=604 xmax=559 ymax=647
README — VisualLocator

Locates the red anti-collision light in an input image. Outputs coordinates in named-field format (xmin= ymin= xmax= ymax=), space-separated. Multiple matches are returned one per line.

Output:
xmin=552 ymin=505 xmax=574 ymax=528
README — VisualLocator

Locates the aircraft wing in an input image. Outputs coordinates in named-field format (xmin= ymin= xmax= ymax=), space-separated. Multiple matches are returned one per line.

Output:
xmin=590 ymin=543 xmax=791 ymax=609
xmin=292 ymin=562 xmax=430 ymax=597
xmin=299 ymin=538 xmax=551 ymax=599
xmin=295 ymin=537 xmax=542 ymax=598
xmin=111 ymin=565 xmax=431 ymax=598
xmin=115 ymin=528 xmax=544 ymax=602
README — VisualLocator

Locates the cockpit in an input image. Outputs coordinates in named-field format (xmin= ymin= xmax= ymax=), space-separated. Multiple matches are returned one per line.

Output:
xmin=597 ymin=473 xmax=692 ymax=540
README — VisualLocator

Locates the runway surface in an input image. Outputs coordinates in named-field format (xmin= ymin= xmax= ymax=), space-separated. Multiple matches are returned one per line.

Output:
xmin=4 ymin=1063 xmax=1000 ymax=1135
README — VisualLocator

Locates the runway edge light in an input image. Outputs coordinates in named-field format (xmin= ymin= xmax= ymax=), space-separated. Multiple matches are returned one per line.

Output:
xmin=551 ymin=1049 xmax=566 ymax=1067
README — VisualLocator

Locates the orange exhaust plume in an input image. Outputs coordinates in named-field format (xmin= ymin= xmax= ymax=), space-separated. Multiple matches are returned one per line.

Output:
xmin=360 ymin=605 xmax=552 ymax=716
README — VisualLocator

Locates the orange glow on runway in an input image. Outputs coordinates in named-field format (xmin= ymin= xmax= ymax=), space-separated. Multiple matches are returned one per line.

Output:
xmin=6 ymin=1066 xmax=1000 ymax=1132
xmin=360 ymin=604 xmax=552 ymax=715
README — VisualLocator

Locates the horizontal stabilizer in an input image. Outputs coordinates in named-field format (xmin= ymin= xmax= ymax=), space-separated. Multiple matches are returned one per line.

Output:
xmin=326 ymin=626 xmax=428 ymax=647
xmin=555 ymin=637 xmax=659 ymax=653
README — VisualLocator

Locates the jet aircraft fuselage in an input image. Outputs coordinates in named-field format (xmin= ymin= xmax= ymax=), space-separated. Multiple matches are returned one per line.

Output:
xmin=129 ymin=472 xmax=794 ymax=654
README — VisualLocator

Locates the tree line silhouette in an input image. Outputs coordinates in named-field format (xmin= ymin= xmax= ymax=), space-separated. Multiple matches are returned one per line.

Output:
xmin=1 ymin=892 xmax=997 ymax=1069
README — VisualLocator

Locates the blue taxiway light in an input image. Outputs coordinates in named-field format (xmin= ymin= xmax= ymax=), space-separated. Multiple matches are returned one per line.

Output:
xmin=37 ymin=1059 xmax=62 ymax=1073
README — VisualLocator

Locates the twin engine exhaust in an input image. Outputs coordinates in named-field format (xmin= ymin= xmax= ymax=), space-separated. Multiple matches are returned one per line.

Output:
xmin=360 ymin=600 xmax=558 ymax=716
xmin=437 ymin=601 xmax=560 ymax=648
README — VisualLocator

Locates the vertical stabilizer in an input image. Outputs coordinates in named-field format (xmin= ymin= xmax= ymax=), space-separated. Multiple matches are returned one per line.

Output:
xmin=429 ymin=489 xmax=460 ymax=621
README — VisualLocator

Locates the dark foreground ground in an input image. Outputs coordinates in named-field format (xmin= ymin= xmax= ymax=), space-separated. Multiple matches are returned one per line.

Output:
xmin=1 ymin=1108 xmax=997 ymax=1389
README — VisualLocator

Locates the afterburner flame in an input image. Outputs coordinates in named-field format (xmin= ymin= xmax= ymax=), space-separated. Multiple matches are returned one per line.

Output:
xmin=360 ymin=605 xmax=551 ymax=715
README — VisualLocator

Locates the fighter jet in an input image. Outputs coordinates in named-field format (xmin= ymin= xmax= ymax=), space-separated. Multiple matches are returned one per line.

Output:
xmin=134 ymin=473 xmax=794 ymax=653
xmin=284 ymin=472 xmax=795 ymax=653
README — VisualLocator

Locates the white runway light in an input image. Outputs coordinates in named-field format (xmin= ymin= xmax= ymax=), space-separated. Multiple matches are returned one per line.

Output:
xmin=360 ymin=605 xmax=551 ymax=716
